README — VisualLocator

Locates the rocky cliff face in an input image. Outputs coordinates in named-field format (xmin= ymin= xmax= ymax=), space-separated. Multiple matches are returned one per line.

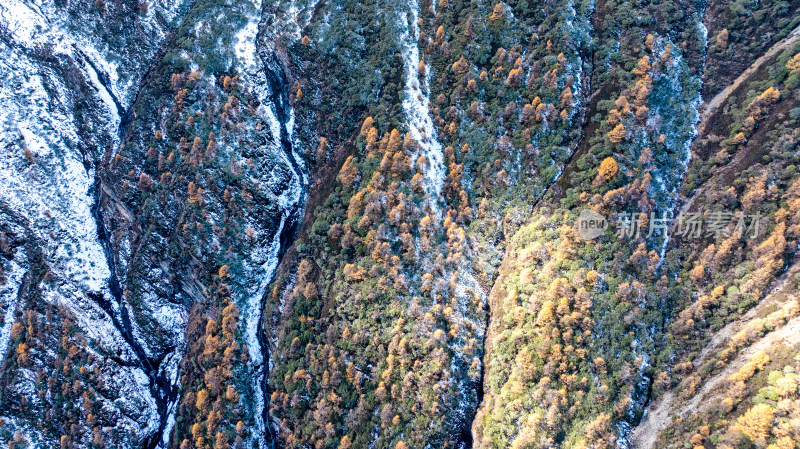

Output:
xmin=1 ymin=0 xmax=800 ymax=448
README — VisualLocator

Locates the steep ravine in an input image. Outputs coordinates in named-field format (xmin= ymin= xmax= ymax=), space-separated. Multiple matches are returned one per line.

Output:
xmin=401 ymin=1 xmax=489 ymax=445
xmin=627 ymin=18 xmax=800 ymax=447
xmin=85 ymin=0 xmax=309 ymax=444
xmin=84 ymin=21 xmax=189 ymax=448
xmin=249 ymin=38 xmax=309 ymax=449
xmin=91 ymin=176 xmax=181 ymax=449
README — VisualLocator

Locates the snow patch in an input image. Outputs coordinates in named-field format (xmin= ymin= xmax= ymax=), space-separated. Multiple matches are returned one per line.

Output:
xmin=82 ymin=57 xmax=121 ymax=137
xmin=0 ymin=247 xmax=26 ymax=363
xmin=0 ymin=0 xmax=49 ymax=47
xmin=235 ymin=15 xmax=260 ymax=71
xmin=400 ymin=0 xmax=445 ymax=206
xmin=239 ymin=18 xmax=309 ymax=448
xmin=0 ymin=50 xmax=111 ymax=295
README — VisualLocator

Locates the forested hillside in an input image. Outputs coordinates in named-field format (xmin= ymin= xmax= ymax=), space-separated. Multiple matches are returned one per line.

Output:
xmin=0 ymin=0 xmax=799 ymax=447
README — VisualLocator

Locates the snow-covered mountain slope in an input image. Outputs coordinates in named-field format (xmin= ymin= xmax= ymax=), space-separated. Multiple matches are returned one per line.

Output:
xmin=0 ymin=0 xmax=308 ymax=446
xmin=0 ymin=0 xmax=190 ymax=444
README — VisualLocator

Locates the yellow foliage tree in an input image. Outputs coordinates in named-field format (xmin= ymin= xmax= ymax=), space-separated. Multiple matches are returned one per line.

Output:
xmin=607 ymin=123 xmax=626 ymax=143
xmin=10 ymin=322 xmax=23 ymax=340
xmin=452 ymin=57 xmax=469 ymax=75
xmin=689 ymin=265 xmax=705 ymax=282
xmin=360 ymin=117 xmax=374 ymax=136
xmin=537 ymin=301 xmax=555 ymax=324
xmin=489 ymin=2 xmax=504 ymax=20
xmin=645 ymin=34 xmax=655 ymax=49
xmin=195 ymin=389 xmax=210 ymax=412
xmin=775 ymin=376 xmax=797 ymax=397
xmin=632 ymin=56 xmax=651 ymax=76
xmin=317 ymin=137 xmax=329 ymax=159
xmin=16 ymin=342 xmax=29 ymax=365
xmin=597 ymin=157 xmax=619 ymax=182
xmin=561 ymin=88 xmax=574 ymax=108
xmin=786 ymin=53 xmax=800 ymax=73
xmin=343 ymin=264 xmax=367 ymax=281
xmin=388 ymin=129 xmax=402 ymax=153
xmin=188 ymin=182 xmax=201 ymax=204
xmin=506 ymin=67 xmax=522 ymax=86
xmin=734 ymin=403 xmax=774 ymax=443
xmin=716 ymin=28 xmax=729 ymax=47
xmin=338 ymin=156 xmax=359 ymax=186
xmin=435 ymin=25 xmax=445 ymax=42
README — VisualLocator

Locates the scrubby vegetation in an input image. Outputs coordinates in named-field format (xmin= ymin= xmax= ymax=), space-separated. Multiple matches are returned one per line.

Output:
xmin=630 ymin=43 xmax=800 ymax=449
xmin=702 ymin=0 xmax=800 ymax=98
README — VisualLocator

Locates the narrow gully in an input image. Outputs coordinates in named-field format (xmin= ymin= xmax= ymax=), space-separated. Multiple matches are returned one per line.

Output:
xmin=75 ymin=47 xmax=126 ymax=121
xmin=73 ymin=73 xmax=179 ymax=446
xmin=88 ymin=173 xmax=179 ymax=449
xmin=251 ymin=42 xmax=308 ymax=448
xmin=84 ymin=16 xmax=307 ymax=449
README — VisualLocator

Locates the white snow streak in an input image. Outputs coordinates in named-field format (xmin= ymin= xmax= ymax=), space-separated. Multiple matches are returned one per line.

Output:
xmin=401 ymin=0 xmax=445 ymax=206
xmin=242 ymin=96 xmax=307 ymax=449
xmin=83 ymin=58 xmax=121 ymax=139
xmin=0 ymin=248 xmax=26 ymax=364
xmin=234 ymin=2 xmax=308 ymax=446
